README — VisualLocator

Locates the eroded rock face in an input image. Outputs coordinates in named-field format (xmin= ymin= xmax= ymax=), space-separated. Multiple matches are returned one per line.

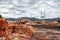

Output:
xmin=0 ymin=30 xmax=4 ymax=37
xmin=0 ymin=18 xmax=7 ymax=37
xmin=2 ymin=23 xmax=34 ymax=40
xmin=0 ymin=19 xmax=7 ymax=28
xmin=0 ymin=17 xmax=35 ymax=40
xmin=11 ymin=25 xmax=34 ymax=36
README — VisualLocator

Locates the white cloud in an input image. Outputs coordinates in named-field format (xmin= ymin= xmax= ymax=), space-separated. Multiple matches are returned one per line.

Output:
xmin=46 ymin=0 xmax=56 ymax=6
xmin=0 ymin=8 xmax=9 ymax=12
xmin=22 ymin=0 xmax=30 ymax=3
xmin=13 ymin=0 xmax=18 ymax=5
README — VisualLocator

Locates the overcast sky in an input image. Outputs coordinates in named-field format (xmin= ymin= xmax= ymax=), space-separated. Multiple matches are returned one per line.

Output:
xmin=0 ymin=0 xmax=60 ymax=19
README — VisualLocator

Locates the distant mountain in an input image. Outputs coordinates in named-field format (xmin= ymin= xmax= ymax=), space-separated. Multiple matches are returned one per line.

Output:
xmin=45 ymin=17 xmax=60 ymax=21
xmin=6 ymin=18 xmax=17 ymax=21
xmin=18 ymin=17 xmax=40 ymax=21
xmin=6 ymin=17 xmax=60 ymax=21
xmin=6 ymin=17 xmax=40 ymax=21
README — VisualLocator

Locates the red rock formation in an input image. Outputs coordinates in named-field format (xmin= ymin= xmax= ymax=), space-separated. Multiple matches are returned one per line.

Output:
xmin=0 ymin=19 xmax=7 ymax=28
xmin=13 ymin=25 xmax=34 ymax=36
xmin=0 ymin=18 xmax=7 ymax=37
xmin=0 ymin=17 xmax=35 ymax=40
xmin=6 ymin=23 xmax=13 ymax=35
xmin=2 ymin=22 xmax=34 ymax=40
xmin=0 ymin=30 xmax=4 ymax=37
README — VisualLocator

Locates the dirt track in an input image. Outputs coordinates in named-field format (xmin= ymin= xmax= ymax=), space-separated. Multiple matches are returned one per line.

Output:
xmin=33 ymin=26 xmax=60 ymax=40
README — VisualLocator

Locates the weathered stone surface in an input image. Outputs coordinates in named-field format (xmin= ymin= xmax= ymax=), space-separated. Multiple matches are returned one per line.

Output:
xmin=0 ymin=19 xmax=7 ymax=37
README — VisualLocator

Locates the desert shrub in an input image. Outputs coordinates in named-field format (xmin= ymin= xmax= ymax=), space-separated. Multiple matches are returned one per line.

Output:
xmin=0 ymin=15 xmax=2 ymax=18
xmin=57 ymin=20 xmax=60 ymax=23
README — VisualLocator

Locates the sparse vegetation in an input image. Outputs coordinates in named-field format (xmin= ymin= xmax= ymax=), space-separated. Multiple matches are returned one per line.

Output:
xmin=57 ymin=20 xmax=60 ymax=23
xmin=0 ymin=15 xmax=2 ymax=18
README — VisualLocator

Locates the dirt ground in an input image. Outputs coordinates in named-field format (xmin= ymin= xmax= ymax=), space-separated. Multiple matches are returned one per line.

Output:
xmin=10 ymin=27 xmax=60 ymax=40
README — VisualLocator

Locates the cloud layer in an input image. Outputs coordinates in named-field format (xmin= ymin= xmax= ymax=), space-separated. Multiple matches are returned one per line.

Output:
xmin=0 ymin=0 xmax=60 ymax=19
